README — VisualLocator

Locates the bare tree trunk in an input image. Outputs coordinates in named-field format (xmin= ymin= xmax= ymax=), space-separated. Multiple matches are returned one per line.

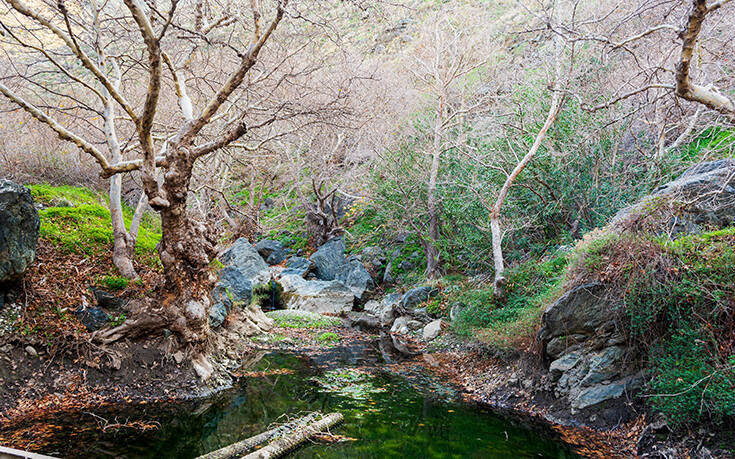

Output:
xmin=109 ymin=174 xmax=138 ymax=279
xmin=489 ymin=32 xmax=566 ymax=298
xmin=425 ymin=91 xmax=444 ymax=279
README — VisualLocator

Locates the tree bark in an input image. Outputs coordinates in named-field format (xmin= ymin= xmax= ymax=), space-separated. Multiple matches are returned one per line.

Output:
xmin=109 ymin=174 xmax=138 ymax=279
xmin=425 ymin=91 xmax=444 ymax=279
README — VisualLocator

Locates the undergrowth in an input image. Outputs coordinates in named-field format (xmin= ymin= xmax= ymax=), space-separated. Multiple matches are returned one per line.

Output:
xmin=570 ymin=226 xmax=735 ymax=428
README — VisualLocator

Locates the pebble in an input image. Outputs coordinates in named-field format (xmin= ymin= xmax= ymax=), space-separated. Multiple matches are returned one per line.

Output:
xmin=25 ymin=345 xmax=38 ymax=357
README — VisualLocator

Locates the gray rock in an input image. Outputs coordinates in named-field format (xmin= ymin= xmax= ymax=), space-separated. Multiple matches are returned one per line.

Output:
xmin=580 ymin=346 xmax=625 ymax=386
xmin=347 ymin=311 xmax=380 ymax=330
xmin=537 ymin=282 xmax=607 ymax=351
xmin=0 ymin=180 xmax=40 ymax=284
xmin=571 ymin=382 xmax=627 ymax=410
xmin=423 ymin=319 xmax=443 ymax=340
xmin=335 ymin=259 xmax=374 ymax=300
xmin=549 ymin=351 xmax=583 ymax=376
xmin=74 ymin=306 xmax=110 ymax=331
xmin=309 ymin=237 xmax=347 ymax=281
xmin=279 ymin=274 xmax=354 ymax=314
xmin=380 ymin=293 xmax=401 ymax=327
xmin=391 ymin=316 xmax=411 ymax=334
xmin=397 ymin=260 xmax=414 ymax=272
xmin=219 ymin=238 xmax=269 ymax=279
xmin=390 ymin=248 xmax=402 ymax=260
xmin=361 ymin=246 xmax=386 ymax=270
xmin=383 ymin=262 xmax=394 ymax=284
xmin=363 ymin=300 xmax=382 ymax=315
xmin=209 ymin=282 xmax=233 ymax=328
xmin=25 ymin=345 xmax=37 ymax=357
xmin=400 ymin=286 xmax=438 ymax=311
xmin=281 ymin=256 xmax=315 ymax=277
xmin=49 ymin=197 xmax=74 ymax=207
xmin=255 ymin=239 xmax=287 ymax=265
xmin=218 ymin=266 xmax=254 ymax=304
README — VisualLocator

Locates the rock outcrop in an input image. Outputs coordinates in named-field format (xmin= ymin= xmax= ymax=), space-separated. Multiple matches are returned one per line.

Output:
xmin=210 ymin=238 xmax=270 ymax=327
xmin=309 ymin=238 xmax=374 ymax=300
xmin=0 ymin=180 xmax=39 ymax=285
xmin=538 ymin=160 xmax=735 ymax=411
xmin=279 ymin=274 xmax=354 ymax=314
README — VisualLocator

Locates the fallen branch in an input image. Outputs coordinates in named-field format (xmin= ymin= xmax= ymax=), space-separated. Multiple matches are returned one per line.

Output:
xmin=243 ymin=412 xmax=345 ymax=459
xmin=196 ymin=413 xmax=319 ymax=459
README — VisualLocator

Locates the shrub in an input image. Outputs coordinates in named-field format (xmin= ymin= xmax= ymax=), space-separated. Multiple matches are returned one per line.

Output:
xmin=101 ymin=275 xmax=129 ymax=291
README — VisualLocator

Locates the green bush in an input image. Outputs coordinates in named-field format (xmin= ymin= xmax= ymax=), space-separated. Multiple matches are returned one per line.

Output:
xmin=101 ymin=275 xmax=129 ymax=291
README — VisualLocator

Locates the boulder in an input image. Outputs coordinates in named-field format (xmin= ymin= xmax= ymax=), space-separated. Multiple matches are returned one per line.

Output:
xmin=309 ymin=237 xmax=346 ymax=281
xmin=379 ymin=293 xmax=401 ymax=327
xmin=400 ymin=286 xmax=438 ymax=311
xmin=361 ymin=246 xmax=386 ymax=270
xmin=279 ymin=274 xmax=354 ymax=314
xmin=219 ymin=238 xmax=268 ymax=280
xmin=335 ymin=259 xmax=374 ymax=300
xmin=209 ymin=282 xmax=233 ymax=328
xmin=217 ymin=266 xmax=255 ymax=304
xmin=390 ymin=316 xmax=410 ymax=334
xmin=423 ymin=319 xmax=443 ymax=340
xmin=0 ymin=180 xmax=40 ymax=284
xmin=347 ymin=311 xmax=380 ymax=330
xmin=309 ymin=238 xmax=374 ymax=300
xmin=363 ymin=300 xmax=382 ymax=316
xmin=383 ymin=262 xmax=394 ymax=284
xmin=74 ymin=306 xmax=110 ymax=331
xmin=280 ymin=256 xmax=315 ymax=277
xmin=255 ymin=239 xmax=287 ymax=265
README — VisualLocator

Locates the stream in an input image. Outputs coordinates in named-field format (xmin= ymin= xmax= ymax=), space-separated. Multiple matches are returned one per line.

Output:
xmin=14 ymin=338 xmax=577 ymax=458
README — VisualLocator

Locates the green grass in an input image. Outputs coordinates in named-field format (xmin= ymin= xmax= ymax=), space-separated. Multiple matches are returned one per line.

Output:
xmin=29 ymin=184 xmax=161 ymax=262
xmin=265 ymin=310 xmax=342 ymax=329
xmin=316 ymin=331 xmax=340 ymax=344
xmin=450 ymin=254 xmax=568 ymax=353
xmin=100 ymin=275 xmax=129 ymax=291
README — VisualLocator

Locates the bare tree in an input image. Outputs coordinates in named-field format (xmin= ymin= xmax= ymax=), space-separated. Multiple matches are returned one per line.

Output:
xmin=0 ymin=0 xmax=290 ymax=349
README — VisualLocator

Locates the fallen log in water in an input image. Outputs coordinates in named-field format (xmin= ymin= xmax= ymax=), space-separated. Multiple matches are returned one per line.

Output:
xmin=242 ymin=412 xmax=345 ymax=459
xmin=196 ymin=413 xmax=320 ymax=459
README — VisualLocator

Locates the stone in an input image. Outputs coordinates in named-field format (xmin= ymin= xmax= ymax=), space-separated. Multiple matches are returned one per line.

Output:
xmin=281 ymin=256 xmax=315 ymax=277
xmin=335 ymin=259 xmax=374 ymax=300
xmin=49 ymin=197 xmax=74 ymax=207
xmin=397 ymin=260 xmax=414 ymax=272
xmin=391 ymin=316 xmax=410 ymax=334
xmin=255 ymin=239 xmax=287 ymax=265
xmin=580 ymin=346 xmax=625 ymax=386
xmin=209 ymin=282 xmax=233 ymax=328
xmin=90 ymin=287 xmax=123 ymax=310
xmin=363 ymin=300 xmax=381 ymax=315
xmin=74 ymin=306 xmax=110 ymax=331
xmin=347 ymin=311 xmax=380 ymax=330
xmin=383 ymin=263 xmax=394 ymax=284
xmin=546 ymin=334 xmax=587 ymax=358
xmin=361 ymin=246 xmax=386 ymax=270
xmin=24 ymin=345 xmax=37 ymax=357
xmin=0 ymin=180 xmax=40 ymax=284
xmin=217 ymin=266 xmax=254 ymax=304
xmin=309 ymin=237 xmax=347 ymax=281
xmin=400 ymin=286 xmax=438 ymax=311
xmin=279 ymin=274 xmax=354 ymax=314
xmin=380 ymin=293 xmax=402 ymax=327
xmin=571 ymin=382 xmax=627 ymax=410
xmin=219 ymin=238 xmax=268 ymax=279
xmin=549 ymin=351 xmax=583 ymax=375
xmin=390 ymin=248 xmax=402 ymax=260
xmin=537 ymin=282 xmax=607 ymax=352
xmin=423 ymin=319 xmax=443 ymax=340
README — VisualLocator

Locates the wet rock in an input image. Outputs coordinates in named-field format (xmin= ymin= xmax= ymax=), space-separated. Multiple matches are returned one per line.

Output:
xmin=400 ymin=286 xmax=438 ymax=311
xmin=24 ymin=345 xmax=37 ymax=357
xmin=255 ymin=239 xmax=287 ymax=265
xmin=423 ymin=319 xmax=443 ymax=340
xmin=74 ymin=306 xmax=110 ymax=331
xmin=279 ymin=274 xmax=354 ymax=314
xmin=0 ymin=180 xmax=40 ymax=284
xmin=281 ymin=256 xmax=315 ymax=277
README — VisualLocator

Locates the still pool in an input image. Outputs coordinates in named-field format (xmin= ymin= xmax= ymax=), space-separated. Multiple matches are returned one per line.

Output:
xmin=11 ymin=347 xmax=577 ymax=458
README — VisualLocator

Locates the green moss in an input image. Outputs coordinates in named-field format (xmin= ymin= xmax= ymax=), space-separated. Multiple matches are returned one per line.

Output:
xmin=265 ymin=310 xmax=341 ymax=329
xmin=316 ymin=331 xmax=340 ymax=344
xmin=30 ymin=185 xmax=161 ymax=264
